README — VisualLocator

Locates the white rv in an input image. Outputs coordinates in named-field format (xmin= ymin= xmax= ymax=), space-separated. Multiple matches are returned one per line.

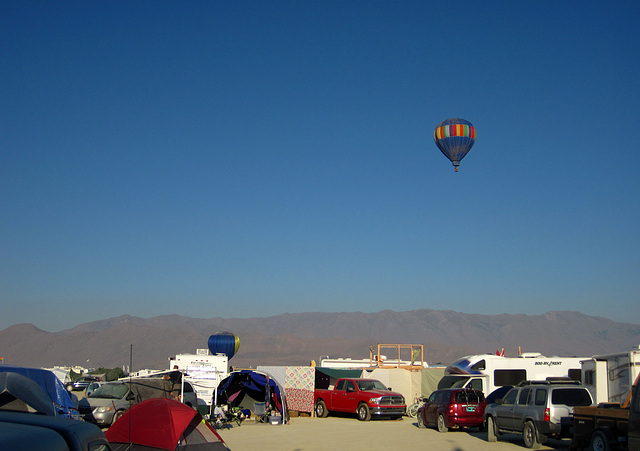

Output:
xmin=440 ymin=352 xmax=586 ymax=396
xmin=169 ymin=349 xmax=230 ymax=407
xmin=581 ymin=344 xmax=640 ymax=405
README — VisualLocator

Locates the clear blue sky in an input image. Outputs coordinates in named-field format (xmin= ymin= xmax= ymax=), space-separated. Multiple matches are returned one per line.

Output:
xmin=2 ymin=1 xmax=639 ymax=332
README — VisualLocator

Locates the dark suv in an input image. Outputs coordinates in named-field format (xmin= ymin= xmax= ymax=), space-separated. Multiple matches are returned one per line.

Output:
xmin=484 ymin=379 xmax=593 ymax=448
xmin=417 ymin=388 xmax=487 ymax=432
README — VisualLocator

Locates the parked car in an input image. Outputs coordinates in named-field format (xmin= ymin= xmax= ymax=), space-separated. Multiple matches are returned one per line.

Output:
xmin=79 ymin=378 xmax=198 ymax=427
xmin=486 ymin=385 xmax=513 ymax=404
xmin=417 ymin=388 xmax=487 ymax=432
xmin=83 ymin=381 xmax=106 ymax=398
xmin=67 ymin=376 xmax=100 ymax=392
xmin=0 ymin=411 xmax=111 ymax=451
xmin=484 ymin=378 xmax=593 ymax=448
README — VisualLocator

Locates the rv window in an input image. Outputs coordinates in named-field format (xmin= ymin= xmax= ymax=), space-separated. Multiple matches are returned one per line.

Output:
xmin=494 ymin=369 xmax=527 ymax=387
xmin=471 ymin=360 xmax=486 ymax=371
xmin=584 ymin=370 xmax=595 ymax=386
xmin=469 ymin=379 xmax=483 ymax=391
xmin=568 ymin=368 xmax=582 ymax=382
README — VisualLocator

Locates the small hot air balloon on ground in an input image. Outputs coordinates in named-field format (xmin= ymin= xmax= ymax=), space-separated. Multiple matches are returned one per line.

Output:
xmin=434 ymin=118 xmax=476 ymax=172
xmin=208 ymin=331 xmax=240 ymax=359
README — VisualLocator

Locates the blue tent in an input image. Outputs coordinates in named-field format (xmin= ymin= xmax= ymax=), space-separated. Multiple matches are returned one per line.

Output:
xmin=0 ymin=365 xmax=79 ymax=419
xmin=215 ymin=370 xmax=289 ymax=423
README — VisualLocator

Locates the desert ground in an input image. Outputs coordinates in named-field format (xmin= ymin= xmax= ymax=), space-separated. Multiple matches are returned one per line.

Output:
xmin=217 ymin=415 xmax=575 ymax=451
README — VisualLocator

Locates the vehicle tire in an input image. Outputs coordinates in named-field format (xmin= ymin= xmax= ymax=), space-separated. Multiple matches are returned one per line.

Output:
xmin=315 ymin=400 xmax=328 ymax=418
xmin=113 ymin=410 xmax=125 ymax=425
xmin=487 ymin=416 xmax=497 ymax=442
xmin=590 ymin=431 xmax=611 ymax=451
xmin=437 ymin=414 xmax=448 ymax=433
xmin=357 ymin=403 xmax=371 ymax=421
xmin=523 ymin=421 xmax=541 ymax=449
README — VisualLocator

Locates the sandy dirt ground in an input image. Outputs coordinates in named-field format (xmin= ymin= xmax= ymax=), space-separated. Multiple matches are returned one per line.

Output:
xmin=217 ymin=416 xmax=575 ymax=451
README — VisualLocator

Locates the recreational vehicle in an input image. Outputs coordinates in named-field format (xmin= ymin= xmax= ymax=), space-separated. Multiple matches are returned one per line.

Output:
xmin=169 ymin=349 xmax=230 ymax=407
xmin=439 ymin=352 xmax=585 ymax=396
xmin=580 ymin=344 xmax=640 ymax=405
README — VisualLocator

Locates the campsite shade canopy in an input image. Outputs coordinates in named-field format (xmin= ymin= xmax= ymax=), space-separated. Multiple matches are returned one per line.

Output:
xmin=0 ymin=372 xmax=56 ymax=416
xmin=215 ymin=370 xmax=289 ymax=423
xmin=105 ymin=398 xmax=227 ymax=450
xmin=0 ymin=365 xmax=77 ymax=418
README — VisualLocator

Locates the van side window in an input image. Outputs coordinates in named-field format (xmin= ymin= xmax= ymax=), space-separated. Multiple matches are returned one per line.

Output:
xmin=535 ymin=389 xmax=547 ymax=406
xmin=502 ymin=389 xmax=518 ymax=406
xmin=518 ymin=388 xmax=531 ymax=405
xmin=469 ymin=379 xmax=483 ymax=391
xmin=471 ymin=360 xmax=486 ymax=371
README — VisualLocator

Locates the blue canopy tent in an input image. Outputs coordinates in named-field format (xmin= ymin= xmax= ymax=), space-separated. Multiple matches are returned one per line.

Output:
xmin=0 ymin=365 xmax=79 ymax=419
xmin=215 ymin=370 xmax=289 ymax=424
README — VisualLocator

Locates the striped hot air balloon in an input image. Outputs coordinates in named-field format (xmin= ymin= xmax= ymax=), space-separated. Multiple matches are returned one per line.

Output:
xmin=434 ymin=118 xmax=476 ymax=172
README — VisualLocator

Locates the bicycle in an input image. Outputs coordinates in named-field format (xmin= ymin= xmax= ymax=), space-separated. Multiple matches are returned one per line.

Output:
xmin=407 ymin=396 xmax=426 ymax=418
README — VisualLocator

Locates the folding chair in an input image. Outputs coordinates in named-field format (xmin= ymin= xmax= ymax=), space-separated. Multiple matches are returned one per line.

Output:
xmin=253 ymin=401 xmax=267 ymax=423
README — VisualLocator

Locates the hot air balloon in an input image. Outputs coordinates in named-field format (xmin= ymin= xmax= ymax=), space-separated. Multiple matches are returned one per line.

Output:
xmin=434 ymin=118 xmax=476 ymax=172
xmin=208 ymin=331 xmax=240 ymax=359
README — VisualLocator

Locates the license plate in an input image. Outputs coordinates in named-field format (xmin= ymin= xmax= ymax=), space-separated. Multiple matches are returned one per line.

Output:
xmin=466 ymin=406 xmax=476 ymax=412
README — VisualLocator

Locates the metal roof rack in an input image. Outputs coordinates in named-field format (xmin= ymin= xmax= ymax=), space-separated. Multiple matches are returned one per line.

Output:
xmin=516 ymin=377 xmax=580 ymax=387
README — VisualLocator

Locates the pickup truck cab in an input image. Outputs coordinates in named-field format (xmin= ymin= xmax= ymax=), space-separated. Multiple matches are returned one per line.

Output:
xmin=572 ymin=374 xmax=640 ymax=451
xmin=314 ymin=378 xmax=406 ymax=421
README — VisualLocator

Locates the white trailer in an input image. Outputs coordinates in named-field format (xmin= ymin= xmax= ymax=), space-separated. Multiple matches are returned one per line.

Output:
xmin=581 ymin=344 xmax=640 ymax=405
xmin=169 ymin=349 xmax=230 ymax=407
xmin=440 ymin=352 xmax=587 ymax=396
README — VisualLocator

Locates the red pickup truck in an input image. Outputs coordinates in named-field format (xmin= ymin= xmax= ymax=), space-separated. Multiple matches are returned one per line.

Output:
xmin=314 ymin=378 xmax=406 ymax=421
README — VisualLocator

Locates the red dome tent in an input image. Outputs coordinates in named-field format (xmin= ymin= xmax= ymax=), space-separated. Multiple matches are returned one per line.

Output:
xmin=105 ymin=398 xmax=228 ymax=450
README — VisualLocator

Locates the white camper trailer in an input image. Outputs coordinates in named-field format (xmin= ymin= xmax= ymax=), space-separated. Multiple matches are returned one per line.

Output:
xmin=581 ymin=344 xmax=640 ymax=405
xmin=169 ymin=349 xmax=230 ymax=407
xmin=440 ymin=352 xmax=586 ymax=396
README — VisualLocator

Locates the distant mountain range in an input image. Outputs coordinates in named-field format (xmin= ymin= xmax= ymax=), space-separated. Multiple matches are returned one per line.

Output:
xmin=1 ymin=310 xmax=639 ymax=371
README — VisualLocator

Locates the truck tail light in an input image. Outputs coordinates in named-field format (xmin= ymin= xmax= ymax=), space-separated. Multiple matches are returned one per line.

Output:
xmin=544 ymin=408 xmax=550 ymax=422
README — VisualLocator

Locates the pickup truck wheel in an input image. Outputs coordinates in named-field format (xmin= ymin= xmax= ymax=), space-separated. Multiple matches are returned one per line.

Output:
xmin=523 ymin=421 xmax=541 ymax=449
xmin=487 ymin=416 xmax=497 ymax=442
xmin=315 ymin=400 xmax=328 ymax=418
xmin=590 ymin=431 xmax=611 ymax=451
xmin=437 ymin=414 xmax=448 ymax=433
xmin=357 ymin=403 xmax=371 ymax=421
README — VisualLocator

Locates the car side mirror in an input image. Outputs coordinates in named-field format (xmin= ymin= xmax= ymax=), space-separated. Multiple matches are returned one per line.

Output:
xmin=126 ymin=393 xmax=135 ymax=401
xmin=388 ymin=387 xmax=392 ymax=391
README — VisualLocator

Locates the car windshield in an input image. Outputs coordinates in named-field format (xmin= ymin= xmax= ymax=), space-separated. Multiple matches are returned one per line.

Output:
xmin=356 ymin=380 xmax=388 ymax=391
xmin=89 ymin=383 xmax=129 ymax=399
xmin=551 ymin=388 xmax=592 ymax=406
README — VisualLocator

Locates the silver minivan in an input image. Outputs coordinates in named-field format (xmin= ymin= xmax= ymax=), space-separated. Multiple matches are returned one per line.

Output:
xmin=78 ymin=378 xmax=197 ymax=427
